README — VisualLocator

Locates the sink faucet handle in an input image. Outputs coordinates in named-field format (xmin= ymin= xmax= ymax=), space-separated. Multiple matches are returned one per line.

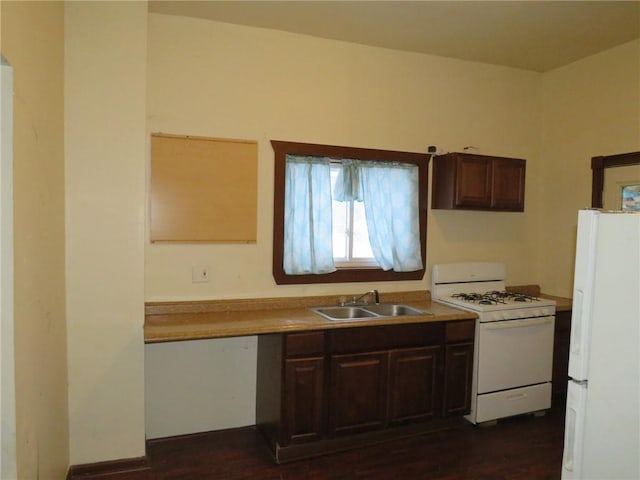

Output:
xmin=372 ymin=289 xmax=380 ymax=304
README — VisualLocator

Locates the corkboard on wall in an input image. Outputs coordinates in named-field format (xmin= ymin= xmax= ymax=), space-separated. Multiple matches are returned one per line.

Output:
xmin=150 ymin=133 xmax=258 ymax=243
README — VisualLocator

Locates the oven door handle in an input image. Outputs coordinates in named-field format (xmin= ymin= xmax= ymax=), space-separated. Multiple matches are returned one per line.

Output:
xmin=484 ymin=317 xmax=553 ymax=330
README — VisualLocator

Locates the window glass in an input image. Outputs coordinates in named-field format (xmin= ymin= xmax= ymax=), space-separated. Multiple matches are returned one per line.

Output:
xmin=352 ymin=201 xmax=374 ymax=259
xmin=331 ymin=165 xmax=375 ymax=265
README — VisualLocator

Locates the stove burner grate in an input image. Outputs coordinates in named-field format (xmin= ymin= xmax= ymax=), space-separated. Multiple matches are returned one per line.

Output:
xmin=451 ymin=291 xmax=541 ymax=305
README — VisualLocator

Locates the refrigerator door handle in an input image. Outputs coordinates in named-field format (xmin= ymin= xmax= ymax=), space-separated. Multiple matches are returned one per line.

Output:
xmin=562 ymin=380 xmax=587 ymax=479
xmin=570 ymin=290 xmax=583 ymax=354
xmin=563 ymin=405 xmax=577 ymax=472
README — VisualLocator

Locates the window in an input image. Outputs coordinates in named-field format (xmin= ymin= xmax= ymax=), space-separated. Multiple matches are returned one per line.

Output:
xmin=330 ymin=163 xmax=376 ymax=267
xmin=272 ymin=140 xmax=430 ymax=285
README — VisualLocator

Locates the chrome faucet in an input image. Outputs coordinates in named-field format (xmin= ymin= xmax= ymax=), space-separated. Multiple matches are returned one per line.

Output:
xmin=347 ymin=289 xmax=380 ymax=306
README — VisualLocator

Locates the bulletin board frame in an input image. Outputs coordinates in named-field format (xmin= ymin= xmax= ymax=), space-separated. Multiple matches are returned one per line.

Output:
xmin=150 ymin=133 xmax=258 ymax=243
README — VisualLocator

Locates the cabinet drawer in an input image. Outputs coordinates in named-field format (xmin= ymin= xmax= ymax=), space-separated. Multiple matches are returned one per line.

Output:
xmin=330 ymin=323 xmax=444 ymax=354
xmin=285 ymin=331 xmax=325 ymax=357
xmin=446 ymin=320 xmax=475 ymax=343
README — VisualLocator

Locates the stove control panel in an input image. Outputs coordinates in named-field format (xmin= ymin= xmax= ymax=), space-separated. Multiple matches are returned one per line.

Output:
xmin=480 ymin=306 xmax=556 ymax=323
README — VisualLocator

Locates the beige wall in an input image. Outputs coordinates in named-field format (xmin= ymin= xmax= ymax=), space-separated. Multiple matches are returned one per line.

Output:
xmin=65 ymin=2 xmax=147 ymax=465
xmin=539 ymin=39 xmax=640 ymax=297
xmin=144 ymin=13 xmax=546 ymax=438
xmin=145 ymin=14 xmax=544 ymax=302
xmin=0 ymin=1 xmax=69 ymax=479
xmin=144 ymin=16 xmax=639 ymax=440
xmin=1 ymin=2 xmax=638 ymax=469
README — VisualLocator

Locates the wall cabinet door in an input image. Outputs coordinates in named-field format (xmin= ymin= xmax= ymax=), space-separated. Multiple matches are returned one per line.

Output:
xmin=491 ymin=158 xmax=525 ymax=210
xmin=328 ymin=352 xmax=388 ymax=436
xmin=388 ymin=346 xmax=442 ymax=425
xmin=282 ymin=357 xmax=325 ymax=445
xmin=443 ymin=343 xmax=474 ymax=416
xmin=455 ymin=155 xmax=492 ymax=208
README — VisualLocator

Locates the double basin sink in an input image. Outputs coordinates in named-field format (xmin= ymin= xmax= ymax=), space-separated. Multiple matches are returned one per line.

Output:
xmin=310 ymin=303 xmax=432 ymax=321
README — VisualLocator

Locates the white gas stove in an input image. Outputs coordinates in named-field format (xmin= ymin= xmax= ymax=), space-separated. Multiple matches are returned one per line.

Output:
xmin=432 ymin=262 xmax=556 ymax=425
xmin=432 ymin=262 xmax=556 ymax=321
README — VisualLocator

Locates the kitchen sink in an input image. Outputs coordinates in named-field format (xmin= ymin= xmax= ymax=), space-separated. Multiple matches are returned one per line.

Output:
xmin=310 ymin=304 xmax=431 ymax=321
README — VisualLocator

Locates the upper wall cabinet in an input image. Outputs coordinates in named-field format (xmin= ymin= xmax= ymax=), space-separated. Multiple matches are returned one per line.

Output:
xmin=431 ymin=153 xmax=526 ymax=212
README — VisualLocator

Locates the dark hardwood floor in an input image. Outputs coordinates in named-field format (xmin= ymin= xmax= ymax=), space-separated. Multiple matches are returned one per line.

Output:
xmin=76 ymin=405 xmax=566 ymax=480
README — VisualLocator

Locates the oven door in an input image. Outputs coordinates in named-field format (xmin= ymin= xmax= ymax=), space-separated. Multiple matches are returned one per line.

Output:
xmin=477 ymin=316 xmax=555 ymax=394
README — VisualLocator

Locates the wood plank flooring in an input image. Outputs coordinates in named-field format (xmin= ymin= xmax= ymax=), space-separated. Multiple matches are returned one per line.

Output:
xmin=74 ymin=405 xmax=566 ymax=480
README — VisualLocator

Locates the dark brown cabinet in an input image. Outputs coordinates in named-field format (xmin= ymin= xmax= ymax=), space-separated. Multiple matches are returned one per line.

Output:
xmin=329 ymin=352 xmax=388 ymax=435
xmin=442 ymin=320 xmax=474 ymax=417
xmin=552 ymin=310 xmax=572 ymax=403
xmin=256 ymin=319 xmax=475 ymax=463
xmin=256 ymin=331 xmax=326 ymax=453
xmin=443 ymin=343 xmax=473 ymax=416
xmin=432 ymin=152 xmax=526 ymax=211
xmin=330 ymin=345 xmax=443 ymax=435
xmin=388 ymin=346 xmax=441 ymax=425
xmin=283 ymin=357 xmax=325 ymax=444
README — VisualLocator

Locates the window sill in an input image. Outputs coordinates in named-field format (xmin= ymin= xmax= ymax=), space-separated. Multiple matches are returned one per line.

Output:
xmin=272 ymin=266 xmax=425 ymax=285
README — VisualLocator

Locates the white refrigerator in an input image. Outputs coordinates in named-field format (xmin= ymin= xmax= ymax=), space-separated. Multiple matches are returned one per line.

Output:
xmin=562 ymin=209 xmax=640 ymax=479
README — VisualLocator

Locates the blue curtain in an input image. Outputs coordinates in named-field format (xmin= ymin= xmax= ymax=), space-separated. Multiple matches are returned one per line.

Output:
xmin=357 ymin=161 xmax=423 ymax=272
xmin=283 ymin=155 xmax=336 ymax=275
xmin=333 ymin=159 xmax=362 ymax=202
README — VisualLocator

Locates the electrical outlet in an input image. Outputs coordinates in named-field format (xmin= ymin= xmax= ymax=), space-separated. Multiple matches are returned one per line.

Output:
xmin=192 ymin=266 xmax=210 ymax=283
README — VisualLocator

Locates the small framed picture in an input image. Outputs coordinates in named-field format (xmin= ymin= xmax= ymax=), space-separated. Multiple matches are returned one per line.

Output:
xmin=621 ymin=184 xmax=640 ymax=212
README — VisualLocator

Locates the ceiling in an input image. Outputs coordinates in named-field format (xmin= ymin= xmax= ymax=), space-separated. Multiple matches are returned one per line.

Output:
xmin=148 ymin=1 xmax=640 ymax=72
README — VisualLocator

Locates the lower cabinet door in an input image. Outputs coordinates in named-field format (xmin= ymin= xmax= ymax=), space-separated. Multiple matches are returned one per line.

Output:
xmin=388 ymin=346 xmax=442 ymax=425
xmin=328 ymin=352 xmax=388 ymax=436
xmin=443 ymin=343 xmax=473 ymax=416
xmin=283 ymin=357 xmax=325 ymax=445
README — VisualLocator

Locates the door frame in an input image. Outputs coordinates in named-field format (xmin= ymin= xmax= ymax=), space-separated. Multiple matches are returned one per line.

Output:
xmin=0 ymin=53 xmax=17 ymax=480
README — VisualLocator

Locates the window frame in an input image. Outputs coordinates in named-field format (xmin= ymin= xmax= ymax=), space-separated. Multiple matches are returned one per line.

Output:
xmin=272 ymin=140 xmax=429 ymax=285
